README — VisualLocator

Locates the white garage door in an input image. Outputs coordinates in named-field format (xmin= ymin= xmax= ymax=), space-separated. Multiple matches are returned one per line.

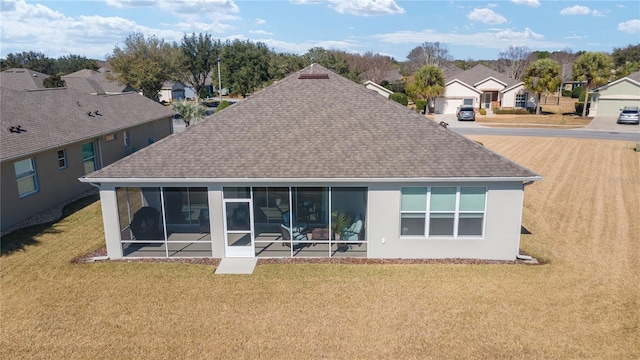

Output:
xmin=437 ymin=98 xmax=464 ymax=114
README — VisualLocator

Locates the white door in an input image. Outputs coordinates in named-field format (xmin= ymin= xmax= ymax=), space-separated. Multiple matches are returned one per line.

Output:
xmin=223 ymin=199 xmax=254 ymax=257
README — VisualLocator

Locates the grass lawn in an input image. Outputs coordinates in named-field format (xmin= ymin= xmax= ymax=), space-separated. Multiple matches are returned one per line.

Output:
xmin=2 ymin=137 xmax=639 ymax=359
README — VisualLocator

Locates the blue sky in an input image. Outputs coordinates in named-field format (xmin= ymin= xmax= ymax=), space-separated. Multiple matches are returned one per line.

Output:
xmin=1 ymin=0 xmax=639 ymax=61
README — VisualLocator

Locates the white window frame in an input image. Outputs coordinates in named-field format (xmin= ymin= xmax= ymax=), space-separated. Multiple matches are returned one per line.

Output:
xmin=123 ymin=130 xmax=130 ymax=147
xmin=57 ymin=149 xmax=67 ymax=169
xmin=400 ymin=186 xmax=487 ymax=239
xmin=463 ymin=98 xmax=473 ymax=106
xmin=14 ymin=158 xmax=39 ymax=198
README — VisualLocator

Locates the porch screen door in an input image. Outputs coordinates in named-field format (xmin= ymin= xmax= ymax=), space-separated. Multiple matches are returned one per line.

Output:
xmin=482 ymin=93 xmax=491 ymax=109
xmin=223 ymin=200 xmax=254 ymax=257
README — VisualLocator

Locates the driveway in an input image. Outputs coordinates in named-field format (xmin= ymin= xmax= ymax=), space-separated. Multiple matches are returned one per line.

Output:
xmin=587 ymin=116 xmax=640 ymax=132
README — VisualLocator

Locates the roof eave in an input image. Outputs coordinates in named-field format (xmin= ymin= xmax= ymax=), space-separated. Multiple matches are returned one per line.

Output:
xmin=80 ymin=175 xmax=544 ymax=185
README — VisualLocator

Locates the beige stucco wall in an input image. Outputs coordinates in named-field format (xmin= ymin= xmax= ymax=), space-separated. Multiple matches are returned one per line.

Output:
xmin=440 ymin=82 xmax=480 ymax=114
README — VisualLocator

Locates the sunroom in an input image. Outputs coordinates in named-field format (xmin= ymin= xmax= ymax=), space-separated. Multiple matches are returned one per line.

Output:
xmin=113 ymin=185 xmax=367 ymax=259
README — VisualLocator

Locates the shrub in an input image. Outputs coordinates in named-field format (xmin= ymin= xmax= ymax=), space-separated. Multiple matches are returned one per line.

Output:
xmin=415 ymin=99 xmax=427 ymax=113
xmin=571 ymin=86 xmax=584 ymax=98
xmin=389 ymin=92 xmax=408 ymax=106
xmin=575 ymin=102 xmax=584 ymax=114
xmin=479 ymin=108 xmax=486 ymax=115
xmin=562 ymin=90 xmax=572 ymax=97
xmin=493 ymin=108 xmax=533 ymax=115
xmin=216 ymin=100 xmax=233 ymax=111
xmin=578 ymin=91 xmax=592 ymax=103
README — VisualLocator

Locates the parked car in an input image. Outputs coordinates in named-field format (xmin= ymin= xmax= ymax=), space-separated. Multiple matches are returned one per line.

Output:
xmin=457 ymin=106 xmax=476 ymax=121
xmin=617 ymin=106 xmax=640 ymax=125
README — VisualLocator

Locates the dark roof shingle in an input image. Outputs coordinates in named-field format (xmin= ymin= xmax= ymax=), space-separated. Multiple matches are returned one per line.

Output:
xmin=86 ymin=64 xmax=539 ymax=181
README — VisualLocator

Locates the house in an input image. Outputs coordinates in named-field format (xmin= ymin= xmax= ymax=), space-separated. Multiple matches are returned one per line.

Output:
xmin=0 ymin=72 xmax=175 ymax=234
xmin=363 ymin=80 xmax=394 ymax=98
xmin=436 ymin=65 xmax=534 ymax=115
xmin=159 ymin=81 xmax=186 ymax=103
xmin=587 ymin=71 xmax=640 ymax=117
xmin=80 ymin=64 xmax=542 ymax=261
xmin=62 ymin=69 xmax=136 ymax=94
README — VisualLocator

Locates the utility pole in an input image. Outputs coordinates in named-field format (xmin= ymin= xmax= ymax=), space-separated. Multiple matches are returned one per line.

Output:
xmin=217 ymin=58 xmax=222 ymax=102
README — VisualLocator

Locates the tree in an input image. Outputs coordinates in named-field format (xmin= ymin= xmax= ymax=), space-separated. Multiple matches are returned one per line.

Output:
xmin=405 ymin=42 xmax=453 ymax=74
xmin=496 ymin=46 xmax=531 ymax=80
xmin=170 ymin=100 xmax=205 ymax=127
xmin=43 ymin=73 xmax=66 ymax=88
xmin=107 ymin=33 xmax=179 ymax=101
xmin=611 ymin=44 xmax=640 ymax=69
xmin=573 ymin=52 xmax=614 ymax=117
xmin=303 ymin=47 xmax=361 ymax=82
xmin=523 ymin=59 xmax=561 ymax=115
xmin=178 ymin=33 xmax=221 ymax=104
xmin=405 ymin=65 xmax=445 ymax=114
xmin=550 ymin=48 xmax=577 ymax=83
xmin=0 ymin=51 xmax=55 ymax=74
xmin=268 ymin=52 xmax=306 ymax=80
xmin=54 ymin=54 xmax=98 ymax=75
xmin=345 ymin=51 xmax=395 ymax=84
xmin=221 ymin=39 xmax=271 ymax=97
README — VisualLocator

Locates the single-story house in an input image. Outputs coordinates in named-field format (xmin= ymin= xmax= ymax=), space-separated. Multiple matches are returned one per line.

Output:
xmin=62 ymin=69 xmax=137 ymax=94
xmin=159 ymin=81 xmax=186 ymax=103
xmin=81 ymin=64 xmax=542 ymax=261
xmin=588 ymin=71 xmax=640 ymax=117
xmin=0 ymin=72 xmax=175 ymax=233
xmin=436 ymin=65 xmax=535 ymax=115
xmin=364 ymin=80 xmax=394 ymax=98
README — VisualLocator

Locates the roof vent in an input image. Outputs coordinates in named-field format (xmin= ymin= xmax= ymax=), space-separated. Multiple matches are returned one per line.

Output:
xmin=8 ymin=125 xmax=27 ymax=133
xmin=299 ymin=73 xmax=329 ymax=80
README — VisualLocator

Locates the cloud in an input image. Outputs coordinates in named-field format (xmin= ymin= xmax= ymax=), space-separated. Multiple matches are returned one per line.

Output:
xmin=105 ymin=0 xmax=157 ymax=8
xmin=560 ymin=5 xmax=592 ymax=15
xmin=510 ymin=0 xmax=540 ymax=8
xmin=618 ymin=19 xmax=640 ymax=33
xmin=292 ymin=0 xmax=405 ymax=16
xmin=467 ymin=8 xmax=507 ymax=25
xmin=255 ymin=18 xmax=266 ymax=25
xmin=250 ymin=29 xmax=273 ymax=35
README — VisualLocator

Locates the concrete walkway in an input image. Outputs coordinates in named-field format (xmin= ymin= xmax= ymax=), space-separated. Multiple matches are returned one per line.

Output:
xmin=214 ymin=258 xmax=258 ymax=275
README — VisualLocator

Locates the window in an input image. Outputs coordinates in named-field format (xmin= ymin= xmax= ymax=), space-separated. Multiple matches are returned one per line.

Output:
xmin=124 ymin=130 xmax=130 ymax=147
xmin=401 ymin=186 xmax=486 ymax=238
xmin=463 ymin=98 xmax=473 ymax=105
xmin=57 ymin=149 xmax=67 ymax=169
xmin=14 ymin=158 xmax=38 ymax=197
xmin=81 ymin=142 xmax=96 ymax=174
xmin=515 ymin=93 xmax=528 ymax=108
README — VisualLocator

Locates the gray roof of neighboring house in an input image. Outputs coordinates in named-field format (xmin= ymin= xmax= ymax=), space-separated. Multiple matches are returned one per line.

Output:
xmin=62 ymin=69 xmax=132 ymax=94
xmin=1 ymin=87 xmax=174 ymax=162
xmin=625 ymin=70 xmax=640 ymax=83
xmin=85 ymin=64 xmax=540 ymax=181
xmin=0 ymin=68 xmax=49 ymax=90
xmin=447 ymin=64 xmax=520 ymax=88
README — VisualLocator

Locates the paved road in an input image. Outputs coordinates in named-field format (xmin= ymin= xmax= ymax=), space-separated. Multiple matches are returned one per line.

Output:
xmin=434 ymin=114 xmax=640 ymax=141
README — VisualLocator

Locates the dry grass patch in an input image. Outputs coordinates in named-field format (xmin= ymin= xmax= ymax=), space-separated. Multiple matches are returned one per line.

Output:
xmin=2 ymin=138 xmax=639 ymax=359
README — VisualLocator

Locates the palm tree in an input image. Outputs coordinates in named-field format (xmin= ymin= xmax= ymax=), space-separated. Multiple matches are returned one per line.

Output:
xmin=170 ymin=100 xmax=205 ymax=127
xmin=405 ymin=65 xmax=445 ymax=114
xmin=523 ymin=59 xmax=561 ymax=115
xmin=572 ymin=52 xmax=614 ymax=117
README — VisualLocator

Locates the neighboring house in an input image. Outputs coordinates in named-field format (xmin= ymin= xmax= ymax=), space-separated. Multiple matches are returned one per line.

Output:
xmin=159 ymin=81 xmax=186 ymax=103
xmin=588 ymin=71 xmax=640 ymax=117
xmin=80 ymin=64 xmax=542 ymax=261
xmin=62 ymin=69 xmax=136 ymax=94
xmin=436 ymin=65 xmax=534 ymax=115
xmin=0 ymin=74 xmax=175 ymax=233
xmin=363 ymin=80 xmax=394 ymax=98
xmin=0 ymin=68 xmax=49 ymax=90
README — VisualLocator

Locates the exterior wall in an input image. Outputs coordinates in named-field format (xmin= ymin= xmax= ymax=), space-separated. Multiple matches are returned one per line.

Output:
xmin=588 ymin=80 xmax=640 ymax=117
xmin=1 ymin=144 xmax=93 ymax=231
xmin=0 ymin=118 xmax=172 ymax=233
xmin=439 ymin=82 xmax=480 ymax=114
xmin=475 ymin=79 xmax=506 ymax=91
xmin=367 ymin=182 xmax=525 ymax=261
xmin=96 ymin=181 xmax=527 ymax=261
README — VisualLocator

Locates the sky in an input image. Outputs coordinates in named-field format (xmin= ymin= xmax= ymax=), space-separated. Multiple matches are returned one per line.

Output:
xmin=1 ymin=0 xmax=639 ymax=62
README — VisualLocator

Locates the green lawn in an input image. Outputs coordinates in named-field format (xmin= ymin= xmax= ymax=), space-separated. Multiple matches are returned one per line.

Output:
xmin=2 ymin=137 xmax=639 ymax=359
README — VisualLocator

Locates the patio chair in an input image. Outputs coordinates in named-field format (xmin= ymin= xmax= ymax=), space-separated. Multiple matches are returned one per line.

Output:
xmin=341 ymin=214 xmax=363 ymax=247
xmin=280 ymin=224 xmax=307 ymax=249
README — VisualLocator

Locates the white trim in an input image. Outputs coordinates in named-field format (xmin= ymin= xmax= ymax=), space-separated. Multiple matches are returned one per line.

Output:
xmin=80 ymin=176 xmax=544 ymax=184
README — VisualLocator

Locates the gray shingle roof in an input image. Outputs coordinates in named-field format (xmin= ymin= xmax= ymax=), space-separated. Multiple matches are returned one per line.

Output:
xmin=86 ymin=64 xmax=540 ymax=181
xmin=1 ymin=87 xmax=175 ymax=161
xmin=447 ymin=64 xmax=520 ymax=88
xmin=0 ymin=68 xmax=49 ymax=90
xmin=62 ymin=70 xmax=131 ymax=94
